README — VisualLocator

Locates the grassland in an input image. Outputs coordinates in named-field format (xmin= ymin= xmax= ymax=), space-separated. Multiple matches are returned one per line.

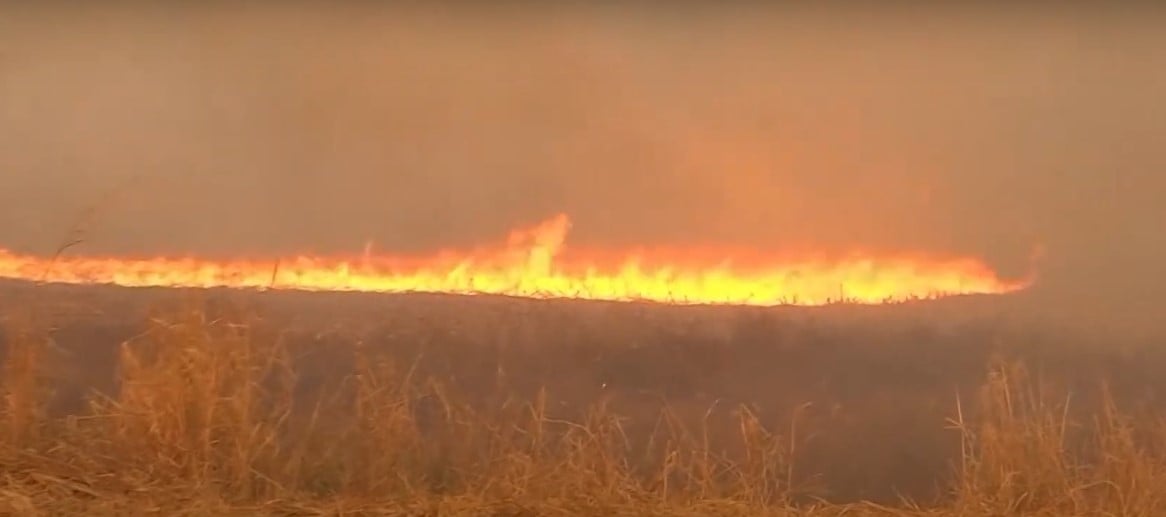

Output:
xmin=1 ymin=284 xmax=1165 ymax=515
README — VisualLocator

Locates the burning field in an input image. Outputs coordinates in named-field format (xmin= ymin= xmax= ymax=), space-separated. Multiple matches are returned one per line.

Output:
xmin=5 ymin=4 xmax=1166 ymax=515
xmin=2 ymin=248 xmax=1166 ymax=515
xmin=0 ymin=213 xmax=1029 ymax=306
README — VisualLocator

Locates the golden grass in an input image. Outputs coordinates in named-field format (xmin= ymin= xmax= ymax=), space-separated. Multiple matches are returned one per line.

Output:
xmin=2 ymin=302 xmax=1165 ymax=516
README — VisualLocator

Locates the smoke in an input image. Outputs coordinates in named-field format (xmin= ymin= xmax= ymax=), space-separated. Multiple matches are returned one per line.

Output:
xmin=2 ymin=5 xmax=1165 ymax=334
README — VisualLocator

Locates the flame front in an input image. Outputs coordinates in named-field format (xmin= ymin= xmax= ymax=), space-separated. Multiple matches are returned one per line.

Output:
xmin=0 ymin=214 xmax=1029 ymax=306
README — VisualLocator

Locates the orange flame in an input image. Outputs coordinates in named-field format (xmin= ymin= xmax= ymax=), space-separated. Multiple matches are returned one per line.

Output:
xmin=0 ymin=214 xmax=1030 ymax=306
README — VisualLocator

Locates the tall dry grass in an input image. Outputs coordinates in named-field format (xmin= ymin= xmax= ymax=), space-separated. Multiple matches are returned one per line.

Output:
xmin=0 ymin=303 xmax=1165 ymax=515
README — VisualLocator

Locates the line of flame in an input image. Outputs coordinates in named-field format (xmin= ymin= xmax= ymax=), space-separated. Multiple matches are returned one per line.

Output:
xmin=0 ymin=214 xmax=1031 ymax=306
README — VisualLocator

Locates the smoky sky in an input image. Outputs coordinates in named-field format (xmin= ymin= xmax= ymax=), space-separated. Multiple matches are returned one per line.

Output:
xmin=2 ymin=5 xmax=1165 ymax=334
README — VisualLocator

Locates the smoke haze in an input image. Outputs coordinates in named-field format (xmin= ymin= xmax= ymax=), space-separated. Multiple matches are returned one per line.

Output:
xmin=2 ymin=5 xmax=1164 ymax=335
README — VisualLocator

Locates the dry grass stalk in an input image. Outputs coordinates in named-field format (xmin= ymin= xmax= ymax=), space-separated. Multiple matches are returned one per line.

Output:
xmin=1 ymin=304 xmax=1165 ymax=515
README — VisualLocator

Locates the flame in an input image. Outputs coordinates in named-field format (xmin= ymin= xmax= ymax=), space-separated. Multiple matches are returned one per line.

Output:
xmin=0 ymin=214 xmax=1030 ymax=306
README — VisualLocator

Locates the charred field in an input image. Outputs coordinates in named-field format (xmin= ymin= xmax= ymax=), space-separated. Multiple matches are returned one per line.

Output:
xmin=2 ymin=283 xmax=1166 ymax=515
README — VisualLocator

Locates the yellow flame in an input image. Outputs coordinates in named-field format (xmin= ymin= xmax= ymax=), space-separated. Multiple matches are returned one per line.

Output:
xmin=0 ymin=214 xmax=1030 ymax=306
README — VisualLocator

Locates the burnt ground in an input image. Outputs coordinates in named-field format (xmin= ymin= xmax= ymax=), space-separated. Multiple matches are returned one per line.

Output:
xmin=1 ymin=281 xmax=1165 ymax=504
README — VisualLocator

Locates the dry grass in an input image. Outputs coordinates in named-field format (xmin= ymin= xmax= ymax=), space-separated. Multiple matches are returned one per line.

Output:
xmin=1 ymin=298 xmax=1165 ymax=516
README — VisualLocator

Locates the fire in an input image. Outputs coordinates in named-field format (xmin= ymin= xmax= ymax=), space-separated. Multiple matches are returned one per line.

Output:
xmin=0 ymin=214 xmax=1029 ymax=306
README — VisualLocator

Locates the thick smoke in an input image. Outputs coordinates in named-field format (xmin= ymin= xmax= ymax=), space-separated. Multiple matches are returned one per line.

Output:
xmin=2 ymin=5 xmax=1164 ymax=336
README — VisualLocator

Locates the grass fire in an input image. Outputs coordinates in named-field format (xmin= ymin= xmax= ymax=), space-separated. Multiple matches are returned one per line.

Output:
xmin=3 ymin=3 xmax=1165 ymax=516
xmin=0 ymin=214 xmax=1029 ymax=306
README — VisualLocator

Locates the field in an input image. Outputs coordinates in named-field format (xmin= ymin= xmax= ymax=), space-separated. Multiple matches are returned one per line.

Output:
xmin=2 ymin=283 xmax=1166 ymax=515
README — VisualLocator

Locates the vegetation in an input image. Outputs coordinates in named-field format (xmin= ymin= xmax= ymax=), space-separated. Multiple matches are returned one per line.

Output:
xmin=1 ymin=288 xmax=1165 ymax=515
